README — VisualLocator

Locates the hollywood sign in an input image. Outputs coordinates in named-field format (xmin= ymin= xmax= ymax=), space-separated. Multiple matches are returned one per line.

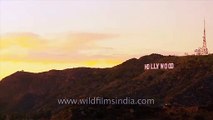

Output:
xmin=144 ymin=63 xmax=174 ymax=70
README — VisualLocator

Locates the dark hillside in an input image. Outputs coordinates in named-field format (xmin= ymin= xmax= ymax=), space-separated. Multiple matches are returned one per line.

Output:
xmin=0 ymin=54 xmax=212 ymax=119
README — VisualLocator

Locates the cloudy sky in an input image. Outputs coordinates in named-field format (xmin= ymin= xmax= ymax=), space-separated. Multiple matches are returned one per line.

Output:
xmin=0 ymin=0 xmax=213 ymax=79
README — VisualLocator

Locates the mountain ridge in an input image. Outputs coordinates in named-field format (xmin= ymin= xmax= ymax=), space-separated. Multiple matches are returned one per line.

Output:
xmin=0 ymin=53 xmax=212 ymax=119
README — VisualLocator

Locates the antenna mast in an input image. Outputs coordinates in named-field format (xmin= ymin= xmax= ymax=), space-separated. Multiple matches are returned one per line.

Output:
xmin=203 ymin=19 xmax=207 ymax=48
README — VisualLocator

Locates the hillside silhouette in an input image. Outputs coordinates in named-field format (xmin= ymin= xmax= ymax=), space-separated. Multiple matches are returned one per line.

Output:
xmin=0 ymin=54 xmax=212 ymax=120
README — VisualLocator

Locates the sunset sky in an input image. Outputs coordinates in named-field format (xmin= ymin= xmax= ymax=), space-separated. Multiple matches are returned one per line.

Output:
xmin=0 ymin=0 xmax=213 ymax=79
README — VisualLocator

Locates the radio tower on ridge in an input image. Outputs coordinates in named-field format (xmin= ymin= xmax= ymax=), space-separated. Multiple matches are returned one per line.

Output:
xmin=194 ymin=19 xmax=208 ymax=55
xmin=203 ymin=19 xmax=207 ymax=49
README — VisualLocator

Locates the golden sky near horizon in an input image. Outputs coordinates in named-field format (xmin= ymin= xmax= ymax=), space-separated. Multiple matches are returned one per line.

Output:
xmin=0 ymin=0 xmax=213 ymax=79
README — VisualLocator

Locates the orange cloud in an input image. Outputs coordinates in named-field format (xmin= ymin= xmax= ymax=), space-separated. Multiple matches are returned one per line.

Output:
xmin=0 ymin=32 xmax=120 ymax=63
xmin=50 ymin=32 xmax=118 ymax=52
xmin=0 ymin=32 xmax=46 ymax=49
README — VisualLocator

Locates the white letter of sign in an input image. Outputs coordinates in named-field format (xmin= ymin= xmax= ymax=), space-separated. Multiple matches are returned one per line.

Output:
xmin=144 ymin=64 xmax=150 ymax=70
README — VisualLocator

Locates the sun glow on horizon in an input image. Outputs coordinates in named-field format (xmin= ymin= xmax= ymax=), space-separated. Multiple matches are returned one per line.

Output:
xmin=0 ymin=59 xmax=122 ymax=80
xmin=0 ymin=32 xmax=124 ymax=80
